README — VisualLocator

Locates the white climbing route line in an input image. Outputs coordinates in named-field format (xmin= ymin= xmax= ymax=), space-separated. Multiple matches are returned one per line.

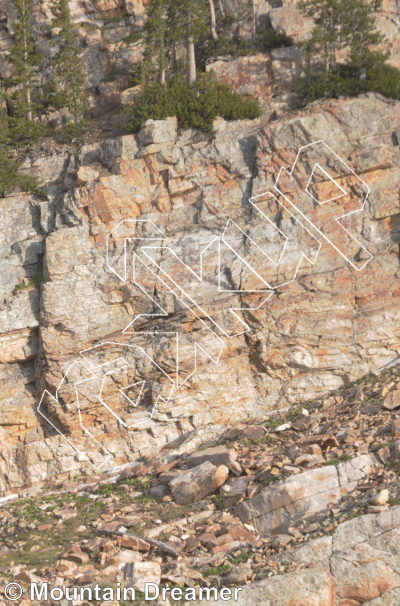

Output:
xmin=37 ymin=140 xmax=373 ymax=469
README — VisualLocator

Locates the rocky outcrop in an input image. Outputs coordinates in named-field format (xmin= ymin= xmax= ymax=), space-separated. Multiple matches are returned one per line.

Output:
xmin=0 ymin=0 xmax=145 ymax=99
xmin=1 ymin=92 xmax=400 ymax=493
xmin=235 ymin=454 xmax=379 ymax=535
xmin=206 ymin=48 xmax=303 ymax=107
xmin=206 ymin=506 xmax=400 ymax=606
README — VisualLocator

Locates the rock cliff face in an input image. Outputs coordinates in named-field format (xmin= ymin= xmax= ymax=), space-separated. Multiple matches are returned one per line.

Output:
xmin=1 ymin=91 xmax=399 ymax=494
xmin=1 ymin=0 xmax=400 ymax=495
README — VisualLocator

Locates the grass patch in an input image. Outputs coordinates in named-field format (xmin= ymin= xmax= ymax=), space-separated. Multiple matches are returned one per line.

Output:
xmin=231 ymin=551 xmax=253 ymax=565
xmin=13 ymin=268 xmax=45 ymax=294
xmin=212 ymin=494 xmax=228 ymax=510
xmin=121 ymin=476 xmax=152 ymax=490
xmin=204 ymin=563 xmax=231 ymax=577
xmin=265 ymin=418 xmax=281 ymax=429
xmin=159 ymin=503 xmax=195 ymax=523
xmin=323 ymin=458 xmax=341 ymax=466
xmin=97 ymin=483 xmax=116 ymax=496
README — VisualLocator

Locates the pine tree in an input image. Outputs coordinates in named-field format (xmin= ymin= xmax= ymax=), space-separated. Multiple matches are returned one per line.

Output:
xmin=293 ymin=0 xmax=400 ymax=105
xmin=342 ymin=0 xmax=385 ymax=72
xmin=7 ymin=0 xmax=42 ymax=121
xmin=0 ymin=97 xmax=42 ymax=197
xmin=144 ymin=0 xmax=169 ymax=85
xmin=167 ymin=0 xmax=209 ymax=83
xmin=298 ymin=0 xmax=385 ymax=73
xmin=49 ymin=0 xmax=89 ymax=142
xmin=298 ymin=0 xmax=347 ymax=71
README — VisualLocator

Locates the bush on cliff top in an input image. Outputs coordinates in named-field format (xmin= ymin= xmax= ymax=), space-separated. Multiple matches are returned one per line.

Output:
xmin=292 ymin=54 xmax=400 ymax=106
xmin=204 ymin=29 xmax=293 ymax=60
xmin=124 ymin=73 xmax=262 ymax=133
xmin=292 ymin=0 xmax=400 ymax=105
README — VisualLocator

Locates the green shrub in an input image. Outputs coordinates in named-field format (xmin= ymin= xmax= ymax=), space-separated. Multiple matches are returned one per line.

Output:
xmin=128 ymin=62 xmax=145 ymax=87
xmin=323 ymin=458 xmax=340 ymax=466
xmin=292 ymin=55 xmax=400 ymax=107
xmin=261 ymin=28 xmax=293 ymax=51
xmin=7 ymin=116 xmax=49 ymax=148
xmin=0 ymin=146 xmax=45 ymax=198
xmin=124 ymin=73 xmax=262 ymax=133
xmin=56 ymin=120 xmax=90 ymax=144
xmin=204 ymin=30 xmax=292 ymax=60
xmin=204 ymin=35 xmax=257 ymax=59
xmin=102 ymin=70 xmax=126 ymax=83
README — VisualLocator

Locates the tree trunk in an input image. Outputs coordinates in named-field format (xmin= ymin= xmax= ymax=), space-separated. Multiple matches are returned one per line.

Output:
xmin=218 ymin=0 xmax=225 ymax=18
xmin=209 ymin=0 xmax=218 ymax=40
xmin=187 ymin=36 xmax=196 ymax=83
xmin=252 ymin=0 xmax=257 ymax=39
xmin=21 ymin=0 xmax=32 ymax=121
xmin=160 ymin=29 xmax=166 ymax=86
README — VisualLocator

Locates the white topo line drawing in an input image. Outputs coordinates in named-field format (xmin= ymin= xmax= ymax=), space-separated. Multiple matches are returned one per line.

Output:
xmin=37 ymin=140 xmax=373 ymax=469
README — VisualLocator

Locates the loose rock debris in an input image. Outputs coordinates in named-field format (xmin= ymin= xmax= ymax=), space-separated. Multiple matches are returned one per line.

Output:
xmin=1 ymin=364 xmax=400 ymax=604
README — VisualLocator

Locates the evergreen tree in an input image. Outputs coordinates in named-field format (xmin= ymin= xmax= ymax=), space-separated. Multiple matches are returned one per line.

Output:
xmin=0 ymin=98 xmax=42 ymax=197
xmin=298 ymin=0 xmax=384 ymax=73
xmin=49 ymin=0 xmax=88 ymax=142
xmin=293 ymin=0 xmax=400 ymax=105
xmin=143 ymin=0 xmax=169 ymax=85
xmin=342 ymin=0 xmax=385 ymax=73
xmin=167 ymin=0 xmax=209 ymax=82
xmin=6 ymin=0 xmax=42 ymax=121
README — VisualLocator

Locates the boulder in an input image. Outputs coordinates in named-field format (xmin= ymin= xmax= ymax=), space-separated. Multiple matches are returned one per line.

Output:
xmin=194 ymin=569 xmax=334 ymax=606
xmin=220 ymin=477 xmax=247 ymax=497
xmin=241 ymin=425 xmax=264 ymax=441
xmin=236 ymin=465 xmax=340 ymax=534
xmin=130 ymin=561 xmax=161 ymax=593
xmin=383 ymin=390 xmax=400 ymax=410
xmin=206 ymin=55 xmax=272 ymax=103
xmin=145 ymin=484 xmax=170 ymax=500
xmin=121 ymin=85 xmax=142 ymax=105
xmin=169 ymin=462 xmax=229 ymax=505
xmin=114 ymin=43 xmax=144 ymax=73
xmin=14 ymin=571 xmax=42 ymax=585
xmin=369 ymin=489 xmax=389 ymax=506
xmin=393 ymin=419 xmax=400 ymax=439
xmin=85 ymin=29 xmax=102 ymax=45
xmin=138 ymin=117 xmax=178 ymax=147
xmin=269 ymin=5 xmax=313 ymax=41
xmin=77 ymin=166 xmax=99 ymax=186
xmin=186 ymin=445 xmax=242 ymax=475
xmin=236 ymin=455 xmax=378 ymax=536
xmin=221 ymin=563 xmax=252 ymax=585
